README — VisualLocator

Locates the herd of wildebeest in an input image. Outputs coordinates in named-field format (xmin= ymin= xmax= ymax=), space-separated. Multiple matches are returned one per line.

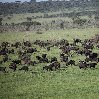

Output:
xmin=0 ymin=34 xmax=99 ymax=73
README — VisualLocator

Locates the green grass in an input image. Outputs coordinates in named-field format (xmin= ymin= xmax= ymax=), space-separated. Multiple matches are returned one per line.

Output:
xmin=0 ymin=28 xmax=99 ymax=99
xmin=0 ymin=27 xmax=99 ymax=43
xmin=1 ymin=67 xmax=99 ymax=99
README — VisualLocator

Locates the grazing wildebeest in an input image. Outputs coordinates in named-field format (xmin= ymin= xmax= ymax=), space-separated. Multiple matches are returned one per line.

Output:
xmin=73 ymin=38 xmax=82 ymax=44
xmin=88 ymin=62 xmax=97 ymax=68
xmin=84 ymin=49 xmax=92 ymax=57
xmin=41 ymin=54 xmax=49 ymax=63
xmin=0 ymin=67 xmax=6 ymax=73
xmin=27 ymin=48 xmax=37 ymax=53
xmin=96 ymin=58 xmax=99 ymax=63
xmin=51 ymin=57 xmax=57 ymax=63
xmin=36 ymin=56 xmax=43 ymax=63
xmin=28 ymin=61 xmax=37 ymax=66
xmin=47 ymin=47 xmax=50 ymax=51
xmin=8 ymin=49 xmax=14 ymax=54
xmin=0 ymin=48 xmax=8 ymax=55
xmin=61 ymin=55 xmax=68 ymax=62
xmin=89 ymin=53 xmax=98 ymax=59
xmin=11 ymin=42 xmax=21 ymax=48
xmin=23 ymin=41 xmax=31 ymax=47
xmin=96 ymin=45 xmax=99 ymax=48
xmin=42 ymin=54 xmax=47 ymax=59
xmin=82 ymin=42 xmax=94 ymax=49
xmin=9 ymin=63 xmax=17 ymax=71
xmin=66 ymin=60 xmax=75 ymax=66
xmin=78 ymin=61 xmax=88 ymax=69
xmin=19 ymin=66 xmax=29 ymax=71
xmin=12 ymin=60 xmax=21 ymax=64
xmin=1 ymin=42 xmax=9 ymax=47
xmin=3 ymin=55 xmax=8 ymax=62
xmin=76 ymin=49 xmax=84 ymax=55
xmin=43 ymin=61 xmax=60 ymax=71
xmin=85 ymin=57 xmax=91 ymax=62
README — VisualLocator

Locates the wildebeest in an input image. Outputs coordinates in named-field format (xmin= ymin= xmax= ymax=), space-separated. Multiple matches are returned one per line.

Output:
xmin=8 ymin=49 xmax=14 ymax=54
xmin=12 ymin=60 xmax=21 ymax=64
xmin=88 ymin=53 xmax=98 ymax=60
xmin=42 ymin=54 xmax=47 ymax=59
xmin=47 ymin=47 xmax=50 ymax=51
xmin=51 ymin=57 xmax=57 ymax=63
xmin=1 ymin=42 xmax=9 ymax=47
xmin=96 ymin=45 xmax=99 ymax=48
xmin=66 ymin=60 xmax=75 ymax=66
xmin=36 ymin=55 xmax=49 ymax=63
xmin=0 ymin=67 xmax=6 ymax=73
xmin=36 ymin=56 xmax=43 ymax=63
xmin=19 ymin=66 xmax=29 ymax=71
xmin=41 ymin=54 xmax=49 ymax=63
xmin=73 ymin=38 xmax=82 ymax=44
xmin=9 ymin=63 xmax=17 ymax=71
xmin=3 ymin=54 xmax=8 ymax=62
xmin=0 ymin=48 xmax=8 ymax=55
xmin=82 ymin=42 xmax=94 ymax=49
xmin=84 ymin=49 xmax=92 ymax=57
xmin=78 ymin=61 xmax=88 ymax=69
xmin=23 ymin=41 xmax=31 ymax=47
xmin=11 ymin=42 xmax=21 ymax=48
xmin=43 ymin=61 xmax=60 ymax=71
xmin=28 ymin=61 xmax=37 ymax=66
xmin=26 ymin=48 xmax=37 ymax=53
xmin=88 ymin=62 xmax=97 ymax=68
xmin=61 ymin=55 xmax=68 ymax=62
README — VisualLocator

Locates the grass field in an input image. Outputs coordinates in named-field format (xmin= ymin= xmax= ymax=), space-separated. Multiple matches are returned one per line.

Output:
xmin=0 ymin=27 xmax=99 ymax=99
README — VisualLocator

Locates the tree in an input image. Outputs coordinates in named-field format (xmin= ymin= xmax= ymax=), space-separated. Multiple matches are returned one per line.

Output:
xmin=0 ymin=18 xmax=3 ymax=26
xmin=30 ymin=0 xmax=36 ymax=3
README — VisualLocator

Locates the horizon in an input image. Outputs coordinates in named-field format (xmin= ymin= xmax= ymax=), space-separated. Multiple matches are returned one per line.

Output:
xmin=0 ymin=0 xmax=48 ymax=3
xmin=0 ymin=0 xmax=70 ymax=3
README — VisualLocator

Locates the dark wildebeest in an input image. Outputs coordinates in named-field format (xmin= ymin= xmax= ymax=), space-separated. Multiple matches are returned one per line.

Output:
xmin=43 ymin=61 xmax=60 ymax=71
xmin=47 ymin=47 xmax=50 ymax=51
xmin=73 ymin=38 xmax=82 ymax=44
xmin=1 ymin=42 xmax=9 ymax=47
xmin=11 ymin=42 xmax=21 ymax=48
xmin=12 ymin=60 xmax=21 ymax=64
xmin=96 ymin=58 xmax=99 ymax=63
xmin=51 ymin=57 xmax=57 ymax=63
xmin=9 ymin=63 xmax=17 ymax=71
xmin=76 ymin=49 xmax=84 ymax=55
xmin=23 ymin=41 xmax=31 ymax=47
xmin=28 ymin=61 xmax=37 ymax=66
xmin=89 ymin=53 xmax=98 ymax=59
xmin=61 ymin=55 xmax=68 ymax=62
xmin=36 ymin=56 xmax=43 ymax=63
xmin=8 ymin=49 xmax=14 ymax=54
xmin=88 ymin=62 xmax=97 ymax=68
xmin=0 ymin=67 xmax=6 ymax=73
xmin=0 ymin=48 xmax=8 ymax=55
xmin=19 ymin=66 xmax=28 ymax=71
xmin=78 ymin=61 xmax=88 ymax=69
xmin=3 ymin=55 xmax=8 ymax=62
xmin=96 ymin=45 xmax=99 ymax=48
xmin=27 ymin=48 xmax=37 ymax=53
xmin=66 ymin=60 xmax=75 ymax=66
xmin=42 ymin=54 xmax=47 ymax=59
xmin=84 ymin=49 xmax=92 ymax=57
xmin=42 ymin=54 xmax=49 ymax=63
